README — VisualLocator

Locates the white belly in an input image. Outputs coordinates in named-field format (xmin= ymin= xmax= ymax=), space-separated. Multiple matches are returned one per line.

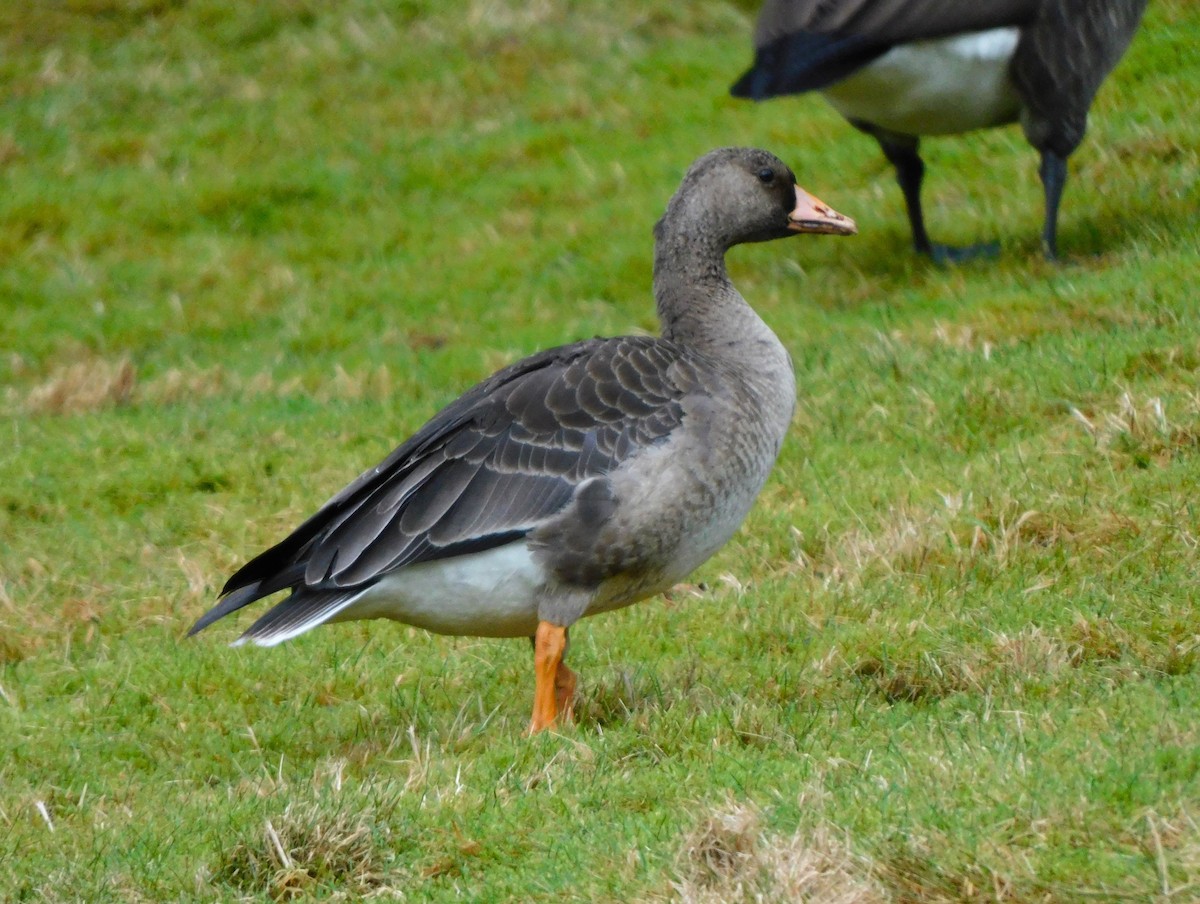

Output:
xmin=822 ymin=28 xmax=1022 ymax=136
xmin=332 ymin=542 xmax=545 ymax=638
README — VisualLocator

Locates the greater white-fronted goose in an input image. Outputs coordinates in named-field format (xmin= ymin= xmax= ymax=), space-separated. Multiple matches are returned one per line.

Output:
xmin=189 ymin=147 xmax=856 ymax=733
xmin=732 ymin=0 xmax=1147 ymax=260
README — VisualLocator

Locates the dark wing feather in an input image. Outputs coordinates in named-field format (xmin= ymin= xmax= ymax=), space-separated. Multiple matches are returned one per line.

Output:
xmin=190 ymin=335 xmax=691 ymax=634
xmin=733 ymin=0 xmax=1041 ymax=99
xmin=733 ymin=31 xmax=888 ymax=97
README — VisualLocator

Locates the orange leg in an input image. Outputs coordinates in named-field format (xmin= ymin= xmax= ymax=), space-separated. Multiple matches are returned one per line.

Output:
xmin=555 ymin=661 xmax=577 ymax=724
xmin=528 ymin=621 xmax=568 ymax=734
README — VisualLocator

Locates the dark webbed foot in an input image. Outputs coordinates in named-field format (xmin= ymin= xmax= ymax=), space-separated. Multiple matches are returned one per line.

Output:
xmin=925 ymin=241 xmax=1002 ymax=264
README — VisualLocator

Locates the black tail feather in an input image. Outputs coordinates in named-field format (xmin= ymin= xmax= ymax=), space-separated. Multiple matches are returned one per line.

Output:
xmin=187 ymin=582 xmax=267 ymax=637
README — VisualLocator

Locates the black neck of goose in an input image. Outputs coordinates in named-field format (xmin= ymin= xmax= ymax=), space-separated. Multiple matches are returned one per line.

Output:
xmin=652 ymin=218 xmax=747 ymax=349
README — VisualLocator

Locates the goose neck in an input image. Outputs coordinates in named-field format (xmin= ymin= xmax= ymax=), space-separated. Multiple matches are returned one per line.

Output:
xmin=652 ymin=228 xmax=744 ymax=347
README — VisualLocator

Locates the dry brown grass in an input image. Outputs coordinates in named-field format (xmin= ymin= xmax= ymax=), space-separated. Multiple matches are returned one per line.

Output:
xmin=1069 ymin=388 xmax=1200 ymax=464
xmin=10 ymin=355 xmax=399 ymax=415
xmin=795 ymin=497 xmax=1068 ymax=590
xmin=213 ymin=801 xmax=400 ymax=901
xmin=872 ymin=840 xmax=1012 ymax=904
xmin=789 ymin=475 xmax=1157 ymax=595
xmin=735 ymin=783 xmax=1190 ymax=904
xmin=847 ymin=613 xmax=1139 ymax=706
xmin=872 ymin=810 xmax=1200 ymax=904
xmin=1145 ymin=808 xmax=1200 ymax=899
xmin=21 ymin=355 xmax=136 ymax=415
xmin=669 ymin=801 xmax=886 ymax=904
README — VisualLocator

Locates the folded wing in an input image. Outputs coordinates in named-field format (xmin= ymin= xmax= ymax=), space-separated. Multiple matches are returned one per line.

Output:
xmin=188 ymin=335 xmax=692 ymax=636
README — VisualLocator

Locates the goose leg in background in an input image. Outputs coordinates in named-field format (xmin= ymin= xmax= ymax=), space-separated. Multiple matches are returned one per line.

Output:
xmin=529 ymin=621 xmax=570 ymax=733
xmin=869 ymin=127 xmax=1001 ymax=264
xmin=873 ymin=131 xmax=933 ymax=255
xmin=1038 ymin=149 xmax=1068 ymax=261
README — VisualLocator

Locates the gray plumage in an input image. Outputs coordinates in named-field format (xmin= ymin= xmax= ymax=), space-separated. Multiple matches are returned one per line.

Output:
xmin=188 ymin=148 xmax=855 ymax=651
xmin=733 ymin=0 xmax=1148 ymax=259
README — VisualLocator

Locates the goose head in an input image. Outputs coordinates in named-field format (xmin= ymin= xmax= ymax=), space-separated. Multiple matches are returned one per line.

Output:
xmin=656 ymin=147 xmax=857 ymax=250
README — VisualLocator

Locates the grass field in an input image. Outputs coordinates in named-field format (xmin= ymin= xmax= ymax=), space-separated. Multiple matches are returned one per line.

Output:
xmin=2 ymin=0 xmax=1199 ymax=900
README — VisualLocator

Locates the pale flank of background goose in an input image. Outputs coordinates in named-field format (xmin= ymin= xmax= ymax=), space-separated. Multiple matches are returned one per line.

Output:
xmin=189 ymin=147 xmax=856 ymax=733
xmin=733 ymin=0 xmax=1148 ymax=260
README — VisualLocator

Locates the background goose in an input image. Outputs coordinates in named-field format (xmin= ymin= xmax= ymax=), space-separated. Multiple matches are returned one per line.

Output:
xmin=732 ymin=0 xmax=1147 ymax=260
xmin=189 ymin=147 xmax=856 ymax=733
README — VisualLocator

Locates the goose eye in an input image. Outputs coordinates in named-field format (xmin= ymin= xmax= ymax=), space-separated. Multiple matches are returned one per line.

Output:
xmin=757 ymin=167 xmax=775 ymax=184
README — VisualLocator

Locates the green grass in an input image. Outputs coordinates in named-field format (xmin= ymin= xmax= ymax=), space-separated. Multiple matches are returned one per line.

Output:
xmin=2 ymin=0 xmax=1199 ymax=899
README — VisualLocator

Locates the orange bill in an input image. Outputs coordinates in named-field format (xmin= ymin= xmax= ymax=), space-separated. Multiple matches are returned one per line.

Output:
xmin=788 ymin=187 xmax=857 ymax=235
